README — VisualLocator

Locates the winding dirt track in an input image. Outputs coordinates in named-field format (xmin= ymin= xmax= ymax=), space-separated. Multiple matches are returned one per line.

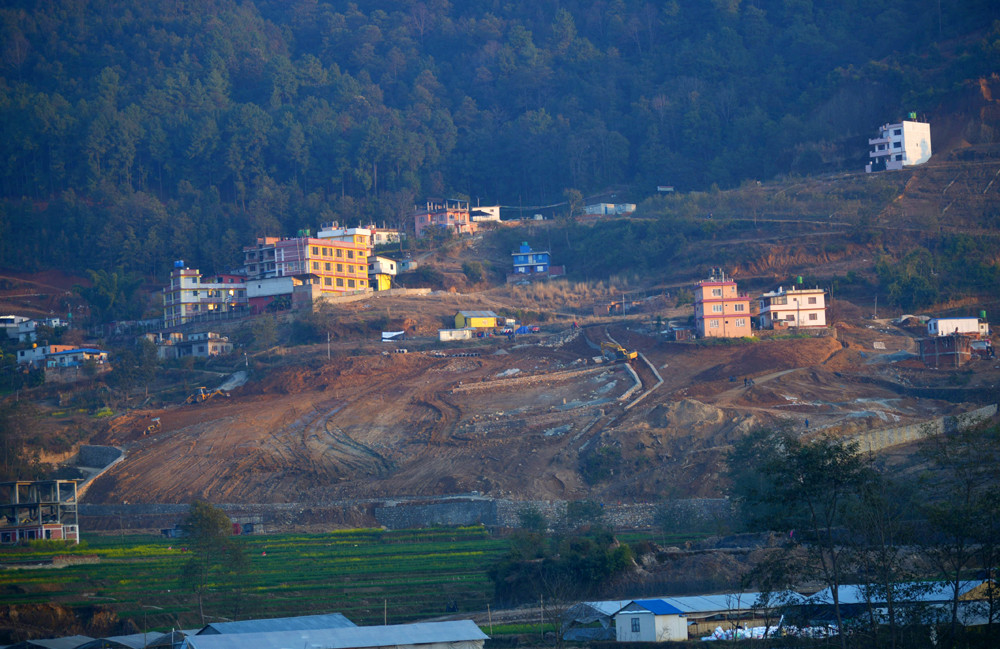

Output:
xmin=85 ymin=321 xmax=990 ymax=507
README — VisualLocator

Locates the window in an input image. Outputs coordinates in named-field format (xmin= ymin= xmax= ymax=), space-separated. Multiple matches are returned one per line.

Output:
xmin=893 ymin=142 xmax=901 ymax=149
xmin=631 ymin=618 xmax=641 ymax=633
xmin=360 ymin=280 xmax=366 ymax=286
xmin=337 ymin=264 xmax=343 ymax=272
xmin=809 ymin=313 xmax=818 ymax=321
xmin=893 ymin=129 xmax=902 ymax=135
xmin=735 ymin=318 xmax=746 ymax=327
xmin=348 ymin=265 xmax=353 ymax=274
xmin=311 ymin=246 xmax=318 ymax=255
xmin=336 ymin=278 xmax=344 ymax=287
xmin=325 ymin=262 xmax=331 ymax=271
xmin=786 ymin=314 xmax=795 ymax=320
xmin=312 ymin=262 xmax=319 ymax=270
xmin=895 ymin=154 xmax=903 ymax=161
xmin=709 ymin=320 xmax=719 ymax=328
xmin=712 ymin=304 xmax=723 ymax=313
xmin=347 ymin=250 xmax=354 ymax=259
xmin=734 ymin=303 xmax=745 ymax=312
xmin=324 ymin=277 xmax=331 ymax=286
xmin=711 ymin=288 xmax=722 ymax=297
xmin=348 ymin=279 xmax=356 ymax=288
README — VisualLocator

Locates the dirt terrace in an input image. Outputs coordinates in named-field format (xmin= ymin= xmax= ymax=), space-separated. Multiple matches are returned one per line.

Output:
xmin=85 ymin=311 xmax=996 ymax=508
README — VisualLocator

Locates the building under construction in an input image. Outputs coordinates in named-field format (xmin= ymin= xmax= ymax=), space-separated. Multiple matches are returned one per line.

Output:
xmin=0 ymin=479 xmax=79 ymax=544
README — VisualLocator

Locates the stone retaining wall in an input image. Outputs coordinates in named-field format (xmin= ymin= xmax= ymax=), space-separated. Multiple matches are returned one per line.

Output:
xmin=851 ymin=403 xmax=997 ymax=453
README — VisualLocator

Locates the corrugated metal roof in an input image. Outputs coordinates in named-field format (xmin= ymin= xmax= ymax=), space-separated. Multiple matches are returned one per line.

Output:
xmin=185 ymin=620 xmax=488 ymax=649
xmin=457 ymin=311 xmax=497 ymax=318
xmin=582 ymin=591 xmax=805 ymax=619
xmin=198 ymin=613 xmax=356 ymax=635
xmin=76 ymin=632 xmax=165 ymax=649
xmin=13 ymin=636 xmax=95 ymax=649
xmin=632 ymin=600 xmax=684 ymax=616
xmin=807 ymin=580 xmax=985 ymax=606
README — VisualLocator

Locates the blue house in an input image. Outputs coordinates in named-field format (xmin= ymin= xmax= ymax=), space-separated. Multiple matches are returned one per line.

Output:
xmin=512 ymin=242 xmax=550 ymax=275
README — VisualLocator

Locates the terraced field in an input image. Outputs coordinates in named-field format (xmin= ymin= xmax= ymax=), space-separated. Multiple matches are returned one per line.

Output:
xmin=0 ymin=527 xmax=509 ymax=632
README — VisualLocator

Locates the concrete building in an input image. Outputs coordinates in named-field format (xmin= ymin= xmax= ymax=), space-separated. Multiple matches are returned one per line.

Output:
xmin=163 ymin=264 xmax=248 ymax=328
xmin=470 ymin=205 xmax=501 ymax=223
xmin=17 ymin=344 xmax=77 ymax=366
xmin=0 ymin=480 xmax=79 ymax=544
xmin=758 ymin=286 xmax=827 ymax=329
xmin=413 ymin=199 xmax=476 ymax=238
xmin=455 ymin=311 xmax=498 ymax=329
xmin=920 ymin=334 xmax=973 ymax=368
xmin=866 ymin=120 xmax=932 ymax=173
xmin=368 ymin=256 xmax=398 ymax=291
xmin=361 ymin=224 xmax=406 ymax=247
xmin=927 ymin=317 xmax=989 ymax=338
xmin=584 ymin=203 xmax=636 ymax=216
xmin=614 ymin=600 xmax=688 ymax=642
xmin=243 ymin=231 xmax=372 ymax=295
xmin=512 ymin=242 xmax=550 ymax=276
xmin=45 ymin=348 xmax=108 ymax=368
xmin=693 ymin=271 xmax=751 ymax=338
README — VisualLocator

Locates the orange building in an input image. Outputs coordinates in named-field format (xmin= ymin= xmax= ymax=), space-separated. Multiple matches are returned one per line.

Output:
xmin=413 ymin=198 xmax=477 ymax=238
xmin=693 ymin=270 xmax=752 ymax=338
xmin=243 ymin=228 xmax=372 ymax=295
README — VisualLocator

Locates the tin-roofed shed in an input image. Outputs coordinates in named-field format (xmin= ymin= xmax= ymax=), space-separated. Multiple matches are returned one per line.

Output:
xmin=6 ymin=635 xmax=95 ymax=649
xmin=454 ymin=311 xmax=497 ymax=329
xmin=615 ymin=600 xmax=687 ymax=642
xmin=184 ymin=620 xmax=487 ymax=649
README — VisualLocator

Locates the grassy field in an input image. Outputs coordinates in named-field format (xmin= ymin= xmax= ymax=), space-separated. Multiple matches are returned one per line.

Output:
xmin=1 ymin=526 xmax=509 ymax=631
xmin=1 ymin=527 xmax=706 ymax=634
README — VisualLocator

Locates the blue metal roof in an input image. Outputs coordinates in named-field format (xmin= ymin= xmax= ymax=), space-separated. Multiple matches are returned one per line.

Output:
xmin=197 ymin=613 xmax=356 ymax=635
xmin=185 ymin=620 xmax=487 ymax=649
xmin=632 ymin=599 xmax=685 ymax=616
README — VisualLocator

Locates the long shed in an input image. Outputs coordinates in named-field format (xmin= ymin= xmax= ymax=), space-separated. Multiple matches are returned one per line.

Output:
xmin=184 ymin=620 xmax=488 ymax=649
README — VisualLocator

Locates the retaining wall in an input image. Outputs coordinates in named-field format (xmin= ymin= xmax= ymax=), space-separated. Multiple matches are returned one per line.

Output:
xmin=851 ymin=403 xmax=997 ymax=453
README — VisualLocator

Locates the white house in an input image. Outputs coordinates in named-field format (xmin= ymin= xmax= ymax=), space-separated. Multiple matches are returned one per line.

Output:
xmin=758 ymin=286 xmax=827 ymax=329
xmin=866 ymin=120 xmax=932 ymax=173
xmin=927 ymin=317 xmax=989 ymax=338
xmin=470 ymin=205 xmax=501 ymax=223
xmin=615 ymin=600 xmax=687 ymax=642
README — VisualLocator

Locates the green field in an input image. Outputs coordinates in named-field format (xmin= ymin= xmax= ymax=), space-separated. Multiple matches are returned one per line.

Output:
xmin=1 ymin=526 xmax=509 ymax=631
xmin=1 ymin=527 xmax=704 ymax=634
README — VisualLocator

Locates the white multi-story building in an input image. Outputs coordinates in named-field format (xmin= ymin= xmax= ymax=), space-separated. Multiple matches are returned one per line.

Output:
xmin=162 ymin=265 xmax=248 ymax=328
xmin=758 ymin=286 xmax=827 ymax=328
xmin=866 ymin=120 xmax=932 ymax=172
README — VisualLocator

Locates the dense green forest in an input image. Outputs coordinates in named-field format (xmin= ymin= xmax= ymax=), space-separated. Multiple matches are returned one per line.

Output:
xmin=1 ymin=0 xmax=998 ymax=278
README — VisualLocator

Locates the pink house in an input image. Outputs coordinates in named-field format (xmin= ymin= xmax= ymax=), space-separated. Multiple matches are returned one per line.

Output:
xmin=693 ymin=270 xmax=752 ymax=338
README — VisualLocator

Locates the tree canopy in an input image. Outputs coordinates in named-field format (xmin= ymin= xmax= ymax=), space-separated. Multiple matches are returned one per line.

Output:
xmin=1 ymin=0 xmax=998 ymax=280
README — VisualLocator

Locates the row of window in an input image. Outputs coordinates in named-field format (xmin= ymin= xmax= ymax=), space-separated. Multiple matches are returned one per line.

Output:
xmin=310 ymin=246 xmax=363 ymax=260
xmin=321 ymin=277 xmax=366 ymax=288
xmin=710 ymin=303 xmax=746 ymax=313
xmin=311 ymin=261 xmax=365 ymax=274
xmin=708 ymin=318 xmax=748 ymax=328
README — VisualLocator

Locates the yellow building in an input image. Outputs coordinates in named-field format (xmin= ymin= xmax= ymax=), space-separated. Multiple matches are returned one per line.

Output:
xmin=368 ymin=255 xmax=398 ymax=291
xmin=455 ymin=310 xmax=498 ymax=329
xmin=243 ymin=228 xmax=372 ymax=294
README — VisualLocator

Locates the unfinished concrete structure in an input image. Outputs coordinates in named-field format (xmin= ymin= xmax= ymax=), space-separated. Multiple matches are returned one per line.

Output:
xmin=0 ymin=480 xmax=80 ymax=544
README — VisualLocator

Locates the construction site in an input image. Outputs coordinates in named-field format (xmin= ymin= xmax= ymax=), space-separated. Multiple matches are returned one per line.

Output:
xmin=67 ymin=289 xmax=999 ymax=532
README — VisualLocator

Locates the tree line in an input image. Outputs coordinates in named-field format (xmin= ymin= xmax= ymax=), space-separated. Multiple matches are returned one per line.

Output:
xmin=728 ymin=421 xmax=1000 ymax=649
xmin=1 ymin=0 xmax=998 ymax=281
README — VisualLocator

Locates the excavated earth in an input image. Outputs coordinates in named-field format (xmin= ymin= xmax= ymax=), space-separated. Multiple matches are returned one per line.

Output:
xmin=83 ymin=303 xmax=1000 ymax=510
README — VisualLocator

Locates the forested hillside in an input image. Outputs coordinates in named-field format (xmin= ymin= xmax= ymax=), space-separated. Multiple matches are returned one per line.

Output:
xmin=1 ymin=0 xmax=998 ymax=279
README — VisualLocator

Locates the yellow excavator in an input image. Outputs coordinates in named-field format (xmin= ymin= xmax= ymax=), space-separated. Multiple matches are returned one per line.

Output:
xmin=185 ymin=387 xmax=230 ymax=404
xmin=601 ymin=341 xmax=637 ymax=362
